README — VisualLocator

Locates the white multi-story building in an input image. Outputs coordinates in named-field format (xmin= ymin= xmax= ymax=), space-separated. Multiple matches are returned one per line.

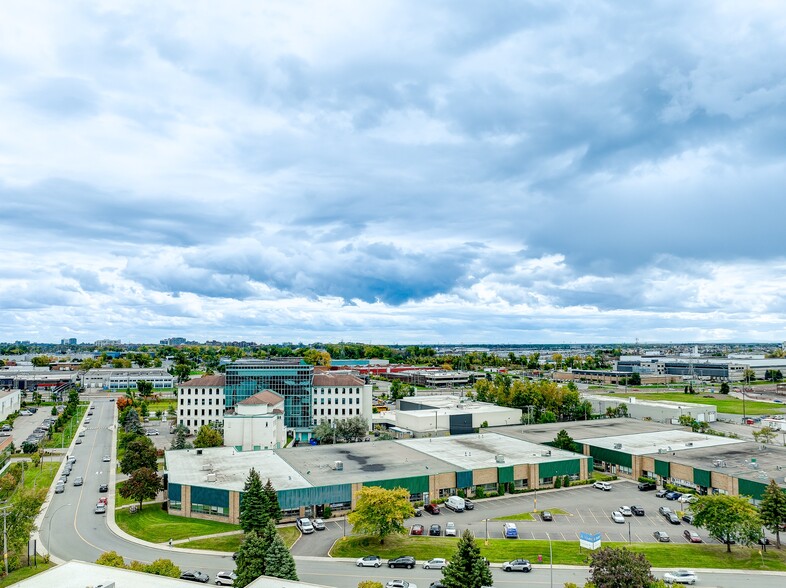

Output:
xmin=0 ymin=389 xmax=21 ymax=421
xmin=176 ymin=374 xmax=226 ymax=431
xmin=311 ymin=372 xmax=372 ymax=426
xmin=224 ymin=390 xmax=286 ymax=451
xmin=81 ymin=368 xmax=174 ymax=390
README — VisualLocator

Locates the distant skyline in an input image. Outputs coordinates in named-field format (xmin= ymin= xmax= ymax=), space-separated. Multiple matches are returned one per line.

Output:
xmin=2 ymin=2 xmax=786 ymax=344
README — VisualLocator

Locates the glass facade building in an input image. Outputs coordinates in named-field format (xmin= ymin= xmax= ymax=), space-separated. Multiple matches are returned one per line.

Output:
xmin=225 ymin=359 xmax=314 ymax=437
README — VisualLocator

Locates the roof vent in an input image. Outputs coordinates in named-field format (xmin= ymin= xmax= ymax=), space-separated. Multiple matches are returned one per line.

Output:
xmin=685 ymin=442 xmax=693 ymax=447
xmin=613 ymin=443 xmax=622 ymax=449
xmin=495 ymin=455 xmax=506 ymax=463
xmin=333 ymin=460 xmax=344 ymax=471
xmin=206 ymin=473 xmax=217 ymax=482
xmin=658 ymin=448 xmax=668 ymax=454
xmin=541 ymin=450 xmax=551 ymax=457
xmin=196 ymin=449 xmax=203 ymax=456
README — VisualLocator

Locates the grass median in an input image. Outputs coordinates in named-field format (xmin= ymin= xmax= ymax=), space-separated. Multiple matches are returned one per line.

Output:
xmin=330 ymin=535 xmax=786 ymax=571
xmin=494 ymin=508 xmax=570 ymax=522
xmin=179 ymin=526 xmax=300 ymax=551
xmin=115 ymin=502 xmax=241 ymax=543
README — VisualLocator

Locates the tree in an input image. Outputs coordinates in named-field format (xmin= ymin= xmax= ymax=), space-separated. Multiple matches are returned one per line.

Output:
xmin=303 ymin=349 xmax=331 ymax=367
xmin=743 ymin=368 xmax=756 ymax=383
xmin=337 ymin=416 xmax=369 ymax=442
xmin=194 ymin=425 xmax=223 ymax=448
xmin=440 ymin=529 xmax=492 ymax=588
xmin=240 ymin=468 xmax=270 ymax=534
xmin=136 ymin=380 xmax=154 ymax=399
xmin=171 ymin=424 xmax=190 ymax=450
xmin=120 ymin=436 xmax=157 ymax=475
xmin=347 ymin=486 xmax=414 ymax=544
xmin=171 ymin=362 xmax=192 ymax=383
xmin=358 ymin=583 xmax=384 ymax=588
xmin=263 ymin=478 xmax=282 ymax=524
xmin=628 ymin=372 xmax=641 ymax=386
xmin=31 ymin=355 xmax=52 ymax=367
xmin=692 ymin=494 xmax=763 ymax=552
xmin=389 ymin=379 xmax=405 ymax=400
xmin=720 ymin=382 xmax=730 ymax=394
xmin=96 ymin=550 xmax=127 ymax=568
xmin=264 ymin=531 xmax=298 ymax=580
xmin=145 ymin=558 xmax=181 ymax=577
xmin=119 ymin=467 xmax=162 ymax=511
xmin=312 ymin=420 xmax=336 ymax=444
xmin=553 ymin=429 xmax=575 ymax=451
xmin=589 ymin=546 xmax=654 ymax=588
xmin=123 ymin=407 xmax=144 ymax=435
xmin=759 ymin=479 xmax=786 ymax=548
xmin=753 ymin=426 xmax=778 ymax=445
xmin=234 ymin=530 xmax=269 ymax=588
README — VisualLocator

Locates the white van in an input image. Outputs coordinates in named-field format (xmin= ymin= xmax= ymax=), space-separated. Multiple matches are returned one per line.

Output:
xmin=445 ymin=496 xmax=465 ymax=512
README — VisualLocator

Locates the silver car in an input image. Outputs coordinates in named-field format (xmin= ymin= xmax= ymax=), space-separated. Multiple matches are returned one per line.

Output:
xmin=423 ymin=558 xmax=447 ymax=570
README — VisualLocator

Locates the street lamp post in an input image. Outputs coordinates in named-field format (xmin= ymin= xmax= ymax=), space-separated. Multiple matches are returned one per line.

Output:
xmin=547 ymin=532 xmax=553 ymax=588
xmin=484 ymin=518 xmax=488 ymax=546
xmin=46 ymin=503 xmax=71 ymax=558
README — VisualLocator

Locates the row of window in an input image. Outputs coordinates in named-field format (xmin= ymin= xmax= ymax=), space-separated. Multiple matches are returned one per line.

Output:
xmin=191 ymin=502 xmax=228 ymax=517
xmin=182 ymin=388 xmax=221 ymax=394
xmin=179 ymin=398 xmax=224 ymax=406
xmin=313 ymin=387 xmax=361 ymax=394
xmin=179 ymin=409 xmax=222 ymax=417
xmin=312 ymin=408 xmax=362 ymax=417
xmin=313 ymin=397 xmax=359 ymax=405
xmin=181 ymin=419 xmax=219 ymax=428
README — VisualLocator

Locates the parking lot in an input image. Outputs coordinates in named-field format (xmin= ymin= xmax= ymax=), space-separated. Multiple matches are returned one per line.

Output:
xmin=6 ymin=408 xmax=57 ymax=448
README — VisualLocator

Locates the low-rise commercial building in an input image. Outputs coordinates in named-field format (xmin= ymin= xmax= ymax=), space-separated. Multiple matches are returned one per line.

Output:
xmin=81 ymin=368 xmax=174 ymax=390
xmin=0 ymin=389 xmax=20 ymax=421
xmin=583 ymin=394 xmax=717 ymax=423
xmin=224 ymin=390 xmax=286 ymax=451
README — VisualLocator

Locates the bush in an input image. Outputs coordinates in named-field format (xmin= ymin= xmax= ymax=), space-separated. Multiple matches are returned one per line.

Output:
xmin=638 ymin=476 xmax=656 ymax=484
xmin=554 ymin=477 xmax=562 ymax=489
xmin=323 ymin=505 xmax=332 ymax=519
xmin=474 ymin=486 xmax=486 ymax=499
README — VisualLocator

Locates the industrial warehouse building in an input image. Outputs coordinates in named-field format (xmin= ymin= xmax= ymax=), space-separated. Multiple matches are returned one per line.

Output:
xmin=506 ymin=420 xmax=786 ymax=503
xmin=165 ymin=432 xmax=592 ymax=523
xmin=583 ymin=394 xmax=717 ymax=423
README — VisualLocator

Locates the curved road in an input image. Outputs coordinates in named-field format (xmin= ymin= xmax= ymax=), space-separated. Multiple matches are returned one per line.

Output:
xmin=35 ymin=398 xmax=786 ymax=587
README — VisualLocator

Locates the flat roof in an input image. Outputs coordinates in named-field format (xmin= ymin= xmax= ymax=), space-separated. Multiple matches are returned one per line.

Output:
xmin=579 ymin=429 xmax=744 ymax=456
xmin=583 ymin=394 xmax=716 ymax=411
xmin=494 ymin=418 xmax=675 ymax=444
xmin=397 ymin=433 xmax=586 ymax=470
xmin=166 ymin=447 xmax=310 ymax=492
xmin=276 ymin=440 xmax=458 ymax=485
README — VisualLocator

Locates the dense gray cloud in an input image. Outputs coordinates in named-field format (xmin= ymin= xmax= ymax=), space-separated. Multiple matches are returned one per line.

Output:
xmin=0 ymin=1 xmax=785 ymax=343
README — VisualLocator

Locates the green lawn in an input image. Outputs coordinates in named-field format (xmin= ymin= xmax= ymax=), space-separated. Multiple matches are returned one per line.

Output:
xmin=19 ymin=462 xmax=59 ymax=496
xmin=0 ymin=562 xmax=55 ymax=587
xmin=599 ymin=392 xmax=784 ymax=415
xmin=115 ymin=503 xmax=241 ymax=543
xmin=330 ymin=535 xmax=786 ymax=571
xmin=179 ymin=526 xmax=300 ymax=551
xmin=43 ymin=405 xmax=88 ymax=448
xmin=494 ymin=508 xmax=570 ymax=522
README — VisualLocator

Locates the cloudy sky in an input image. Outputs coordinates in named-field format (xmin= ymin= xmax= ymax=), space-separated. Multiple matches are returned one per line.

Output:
xmin=2 ymin=1 xmax=786 ymax=345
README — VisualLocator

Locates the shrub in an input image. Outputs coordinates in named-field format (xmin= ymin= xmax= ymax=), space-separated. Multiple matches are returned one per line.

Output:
xmin=323 ymin=505 xmax=332 ymax=519
xmin=474 ymin=486 xmax=486 ymax=499
xmin=554 ymin=477 xmax=562 ymax=489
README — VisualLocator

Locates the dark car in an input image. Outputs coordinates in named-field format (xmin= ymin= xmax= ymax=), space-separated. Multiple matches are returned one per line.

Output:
xmin=180 ymin=570 xmax=209 ymax=583
xmin=638 ymin=481 xmax=656 ymax=491
xmin=387 ymin=556 xmax=416 ymax=569
xmin=99 ymin=484 xmax=109 ymax=493
xmin=424 ymin=503 xmax=440 ymax=515
xmin=414 ymin=508 xmax=423 ymax=517
xmin=682 ymin=514 xmax=695 ymax=524
xmin=667 ymin=513 xmax=681 ymax=525
xmin=463 ymin=499 xmax=475 ymax=510
xmin=653 ymin=531 xmax=670 ymax=542
xmin=631 ymin=505 xmax=645 ymax=516
xmin=429 ymin=524 xmax=441 ymax=536
xmin=540 ymin=511 xmax=553 ymax=521
xmin=656 ymin=489 xmax=668 ymax=498
xmin=665 ymin=491 xmax=681 ymax=500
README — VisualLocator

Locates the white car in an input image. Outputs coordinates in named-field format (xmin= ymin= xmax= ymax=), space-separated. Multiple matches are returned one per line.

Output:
xmin=356 ymin=555 xmax=382 ymax=568
xmin=215 ymin=571 xmax=237 ymax=586
xmin=619 ymin=505 xmax=632 ymax=516
xmin=664 ymin=569 xmax=698 ymax=584
xmin=296 ymin=517 xmax=314 ymax=534
xmin=677 ymin=494 xmax=697 ymax=504
xmin=423 ymin=558 xmax=447 ymax=570
xmin=611 ymin=511 xmax=625 ymax=524
xmin=593 ymin=481 xmax=612 ymax=491
xmin=385 ymin=581 xmax=416 ymax=588
xmin=444 ymin=522 xmax=457 ymax=537
xmin=19 ymin=410 xmax=33 ymax=416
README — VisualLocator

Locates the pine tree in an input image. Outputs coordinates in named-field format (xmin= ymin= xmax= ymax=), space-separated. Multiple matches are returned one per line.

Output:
xmin=264 ymin=532 xmax=298 ymax=581
xmin=240 ymin=468 xmax=270 ymax=534
xmin=760 ymin=478 xmax=786 ymax=548
xmin=234 ymin=531 xmax=267 ymax=588
xmin=440 ymin=529 xmax=492 ymax=588
xmin=263 ymin=478 xmax=282 ymax=523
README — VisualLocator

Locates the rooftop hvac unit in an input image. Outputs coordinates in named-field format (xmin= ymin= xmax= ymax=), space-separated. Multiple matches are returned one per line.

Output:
xmin=495 ymin=455 xmax=506 ymax=463
xmin=541 ymin=450 xmax=551 ymax=457
xmin=196 ymin=449 xmax=203 ymax=455
xmin=685 ymin=442 xmax=693 ymax=447
xmin=658 ymin=448 xmax=668 ymax=454
xmin=613 ymin=443 xmax=622 ymax=449
xmin=333 ymin=460 xmax=344 ymax=471
xmin=206 ymin=473 xmax=217 ymax=482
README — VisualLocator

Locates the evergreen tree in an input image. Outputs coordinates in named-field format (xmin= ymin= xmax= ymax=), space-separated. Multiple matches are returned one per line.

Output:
xmin=234 ymin=531 xmax=268 ymax=588
xmin=263 ymin=478 xmax=282 ymax=523
xmin=240 ymin=468 xmax=270 ymax=534
xmin=264 ymin=532 xmax=298 ymax=581
xmin=440 ymin=529 xmax=492 ymax=588
xmin=759 ymin=478 xmax=786 ymax=548
xmin=123 ymin=407 xmax=144 ymax=434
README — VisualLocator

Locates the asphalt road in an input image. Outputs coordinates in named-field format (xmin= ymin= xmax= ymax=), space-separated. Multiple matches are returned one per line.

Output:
xmin=35 ymin=399 xmax=786 ymax=587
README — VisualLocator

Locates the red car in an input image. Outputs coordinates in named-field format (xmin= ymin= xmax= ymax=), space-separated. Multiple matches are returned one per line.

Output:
xmin=98 ymin=497 xmax=108 ymax=505
xmin=683 ymin=530 xmax=702 ymax=543
xmin=424 ymin=503 xmax=440 ymax=515
xmin=410 ymin=524 xmax=424 ymax=536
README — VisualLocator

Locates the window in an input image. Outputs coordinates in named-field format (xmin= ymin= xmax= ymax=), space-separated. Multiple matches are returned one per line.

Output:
xmin=169 ymin=500 xmax=182 ymax=511
xmin=191 ymin=503 xmax=227 ymax=517
xmin=539 ymin=477 xmax=554 ymax=486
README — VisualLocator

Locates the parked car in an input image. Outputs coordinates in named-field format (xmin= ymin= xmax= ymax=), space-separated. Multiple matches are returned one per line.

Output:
xmin=102 ymin=455 xmax=110 ymax=462
xmin=98 ymin=497 xmax=108 ymax=505
xmin=385 ymin=581 xmax=416 ymax=588
xmin=75 ymin=438 xmax=82 ymax=444
xmin=619 ymin=506 xmax=632 ymax=517
xmin=502 ymin=559 xmax=532 ymax=572
xmin=94 ymin=503 xmax=106 ymax=514
xmin=678 ymin=494 xmax=697 ymax=504
xmin=423 ymin=558 xmax=448 ymax=570
xmin=387 ymin=556 xmax=416 ymax=569
xmin=414 ymin=508 xmax=423 ymax=517
xmin=653 ymin=531 xmax=670 ymax=542
xmin=429 ymin=524 xmax=441 ymax=536
xmin=356 ymin=555 xmax=382 ymax=568
xmin=659 ymin=506 xmax=672 ymax=516
xmin=180 ymin=570 xmax=210 ymax=583
xmin=73 ymin=477 xmax=83 ymax=487
xmin=296 ymin=517 xmax=314 ymax=534
xmin=683 ymin=530 xmax=702 ymax=543
xmin=682 ymin=514 xmax=695 ymax=524
xmin=312 ymin=518 xmax=326 ymax=531
xmin=638 ymin=481 xmax=656 ymax=491
xmin=663 ymin=569 xmax=697 ymax=584
xmin=146 ymin=429 xmax=160 ymax=436
xmin=444 ymin=522 xmax=456 ymax=537
xmin=410 ymin=524 xmax=424 ymax=536
xmin=593 ymin=481 xmax=612 ymax=491
xmin=540 ymin=511 xmax=553 ymax=521
xmin=445 ymin=496 xmax=465 ymax=512
xmin=611 ymin=511 xmax=625 ymax=524
xmin=656 ymin=489 xmax=669 ymax=498
xmin=463 ymin=499 xmax=475 ymax=510
xmin=667 ymin=513 xmax=681 ymax=525
xmin=99 ymin=484 xmax=109 ymax=493
xmin=424 ymin=503 xmax=440 ymax=515
xmin=502 ymin=522 xmax=518 ymax=538
xmin=665 ymin=491 xmax=681 ymax=501
xmin=55 ymin=483 xmax=65 ymax=494
xmin=631 ymin=505 xmax=645 ymax=516
xmin=78 ymin=430 xmax=85 ymax=437
xmin=19 ymin=410 xmax=32 ymax=416
xmin=215 ymin=571 xmax=236 ymax=586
